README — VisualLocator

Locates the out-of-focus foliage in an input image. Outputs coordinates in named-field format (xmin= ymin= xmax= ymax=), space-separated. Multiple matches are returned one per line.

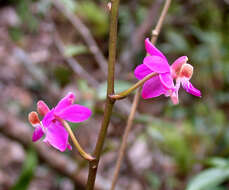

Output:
xmin=1 ymin=0 xmax=229 ymax=189
xmin=186 ymin=157 xmax=229 ymax=190
xmin=76 ymin=1 xmax=109 ymax=36
xmin=11 ymin=148 xmax=37 ymax=190
xmin=61 ymin=0 xmax=109 ymax=36
xmin=10 ymin=0 xmax=38 ymax=32
xmin=186 ymin=168 xmax=229 ymax=190
xmin=64 ymin=44 xmax=88 ymax=57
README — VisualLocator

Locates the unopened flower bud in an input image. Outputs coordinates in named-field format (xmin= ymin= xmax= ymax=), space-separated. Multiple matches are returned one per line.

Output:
xmin=37 ymin=101 xmax=50 ymax=116
xmin=180 ymin=63 xmax=193 ymax=79
xmin=28 ymin=111 xmax=40 ymax=125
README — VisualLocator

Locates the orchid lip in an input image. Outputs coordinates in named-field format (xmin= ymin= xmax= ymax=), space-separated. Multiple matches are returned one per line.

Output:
xmin=179 ymin=63 xmax=193 ymax=79
xmin=171 ymin=56 xmax=189 ymax=79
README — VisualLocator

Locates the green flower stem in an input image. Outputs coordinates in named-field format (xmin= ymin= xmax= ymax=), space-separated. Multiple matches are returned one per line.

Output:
xmin=58 ymin=118 xmax=95 ymax=161
xmin=109 ymin=72 xmax=158 ymax=100
xmin=86 ymin=0 xmax=120 ymax=189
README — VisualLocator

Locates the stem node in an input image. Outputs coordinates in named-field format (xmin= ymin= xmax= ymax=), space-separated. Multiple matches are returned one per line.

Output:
xmin=110 ymin=72 xmax=158 ymax=100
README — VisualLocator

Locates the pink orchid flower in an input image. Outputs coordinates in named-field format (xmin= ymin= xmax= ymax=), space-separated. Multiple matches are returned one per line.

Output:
xmin=134 ymin=38 xmax=201 ymax=104
xmin=29 ymin=92 xmax=92 ymax=152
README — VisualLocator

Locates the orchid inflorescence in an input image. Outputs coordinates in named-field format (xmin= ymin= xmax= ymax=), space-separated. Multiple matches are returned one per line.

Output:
xmin=28 ymin=38 xmax=201 ymax=156
xmin=25 ymin=0 xmax=202 ymax=189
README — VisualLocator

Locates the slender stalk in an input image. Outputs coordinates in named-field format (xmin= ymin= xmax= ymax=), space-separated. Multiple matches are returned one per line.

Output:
xmin=110 ymin=0 xmax=172 ymax=189
xmin=110 ymin=89 xmax=141 ymax=190
xmin=109 ymin=72 xmax=157 ymax=100
xmin=86 ymin=0 xmax=120 ymax=189
xmin=58 ymin=118 xmax=95 ymax=161
xmin=151 ymin=0 xmax=171 ymax=44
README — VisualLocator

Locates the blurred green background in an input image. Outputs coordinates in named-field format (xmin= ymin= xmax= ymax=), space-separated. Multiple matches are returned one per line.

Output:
xmin=0 ymin=0 xmax=229 ymax=190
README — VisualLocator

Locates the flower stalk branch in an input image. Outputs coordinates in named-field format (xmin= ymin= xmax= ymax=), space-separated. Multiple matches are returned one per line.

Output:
xmin=110 ymin=0 xmax=172 ymax=189
xmin=151 ymin=0 xmax=171 ymax=44
xmin=109 ymin=72 xmax=158 ymax=100
xmin=58 ymin=118 xmax=95 ymax=161
xmin=86 ymin=0 xmax=120 ymax=189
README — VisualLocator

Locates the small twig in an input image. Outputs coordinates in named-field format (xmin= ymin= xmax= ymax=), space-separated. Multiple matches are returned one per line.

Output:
xmin=133 ymin=0 xmax=163 ymax=45
xmin=110 ymin=0 xmax=172 ymax=189
xmin=119 ymin=0 xmax=162 ymax=70
xmin=13 ymin=47 xmax=59 ymax=98
xmin=151 ymin=0 xmax=171 ymax=44
xmin=86 ymin=0 xmax=120 ymax=189
xmin=50 ymin=0 xmax=108 ymax=76
xmin=54 ymin=31 xmax=100 ymax=88
xmin=109 ymin=72 xmax=157 ymax=100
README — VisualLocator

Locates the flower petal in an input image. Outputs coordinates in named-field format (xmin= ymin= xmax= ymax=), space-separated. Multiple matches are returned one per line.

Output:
xmin=42 ymin=109 xmax=55 ymax=127
xmin=134 ymin=64 xmax=153 ymax=80
xmin=145 ymin=38 xmax=167 ymax=62
xmin=28 ymin=111 xmax=40 ymax=126
xmin=159 ymin=73 xmax=174 ymax=89
xmin=55 ymin=92 xmax=75 ymax=113
xmin=32 ymin=125 xmax=44 ymax=142
xmin=44 ymin=121 xmax=69 ymax=152
xmin=182 ymin=80 xmax=201 ymax=97
xmin=143 ymin=56 xmax=170 ymax=73
xmin=37 ymin=101 xmax=50 ymax=116
xmin=142 ymin=75 xmax=166 ymax=99
xmin=56 ymin=105 xmax=92 ymax=123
